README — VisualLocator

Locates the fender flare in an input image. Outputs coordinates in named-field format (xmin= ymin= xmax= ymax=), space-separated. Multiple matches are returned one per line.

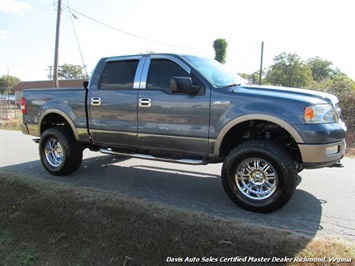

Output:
xmin=38 ymin=109 xmax=79 ymax=140
xmin=213 ymin=114 xmax=304 ymax=156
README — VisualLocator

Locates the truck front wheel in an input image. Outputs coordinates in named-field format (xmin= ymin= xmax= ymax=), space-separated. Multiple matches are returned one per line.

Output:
xmin=39 ymin=128 xmax=83 ymax=176
xmin=221 ymin=140 xmax=297 ymax=213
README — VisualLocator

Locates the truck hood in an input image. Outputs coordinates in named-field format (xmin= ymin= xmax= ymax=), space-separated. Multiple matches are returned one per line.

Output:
xmin=236 ymin=84 xmax=338 ymax=105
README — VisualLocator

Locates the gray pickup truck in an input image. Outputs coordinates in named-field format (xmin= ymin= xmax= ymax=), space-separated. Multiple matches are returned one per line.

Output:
xmin=21 ymin=53 xmax=347 ymax=213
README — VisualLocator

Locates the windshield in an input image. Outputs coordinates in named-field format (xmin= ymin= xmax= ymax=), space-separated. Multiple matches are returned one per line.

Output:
xmin=182 ymin=55 xmax=247 ymax=88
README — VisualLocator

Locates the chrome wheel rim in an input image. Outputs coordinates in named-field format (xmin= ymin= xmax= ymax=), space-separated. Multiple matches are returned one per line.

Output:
xmin=44 ymin=138 xmax=64 ymax=167
xmin=235 ymin=158 xmax=278 ymax=200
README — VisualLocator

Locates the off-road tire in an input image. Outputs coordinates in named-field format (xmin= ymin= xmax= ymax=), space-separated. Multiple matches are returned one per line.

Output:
xmin=221 ymin=140 xmax=298 ymax=213
xmin=39 ymin=127 xmax=83 ymax=176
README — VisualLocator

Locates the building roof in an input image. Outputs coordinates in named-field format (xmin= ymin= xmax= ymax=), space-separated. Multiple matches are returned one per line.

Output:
xmin=13 ymin=79 xmax=88 ymax=92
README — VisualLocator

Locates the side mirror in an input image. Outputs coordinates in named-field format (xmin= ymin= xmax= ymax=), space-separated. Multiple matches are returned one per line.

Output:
xmin=170 ymin=77 xmax=200 ymax=94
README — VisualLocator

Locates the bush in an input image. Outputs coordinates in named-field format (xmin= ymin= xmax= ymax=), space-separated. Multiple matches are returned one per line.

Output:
xmin=308 ymin=78 xmax=355 ymax=134
xmin=339 ymin=92 xmax=355 ymax=133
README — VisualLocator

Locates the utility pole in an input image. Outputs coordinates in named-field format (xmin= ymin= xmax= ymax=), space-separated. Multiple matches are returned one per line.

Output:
xmin=259 ymin=41 xmax=264 ymax=85
xmin=53 ymin=0 xmax=61 ymax=88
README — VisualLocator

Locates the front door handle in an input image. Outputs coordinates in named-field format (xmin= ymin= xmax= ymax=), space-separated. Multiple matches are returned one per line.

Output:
xmin=91 ymin=97 xmax=102 ymax=106
xmin=139 ymin=98 xmax=152 ymax=108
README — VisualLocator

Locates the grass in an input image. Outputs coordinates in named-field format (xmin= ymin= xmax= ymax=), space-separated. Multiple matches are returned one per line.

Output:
xmin=0 ymin=169 xmax=354 ymax=265
xmin=0 ymin=118 xmax=21 ymax=131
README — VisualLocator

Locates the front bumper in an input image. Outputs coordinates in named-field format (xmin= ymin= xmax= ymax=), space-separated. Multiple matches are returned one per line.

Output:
xmin=299 ymin=140 xmax=346 ymax=169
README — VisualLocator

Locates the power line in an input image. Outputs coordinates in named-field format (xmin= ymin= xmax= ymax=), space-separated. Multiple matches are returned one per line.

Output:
xmin=238 ymin=45 xmax=260 ymax=66
xmin=65 ymin=5 xmax=209 ymax=51
xmin=66 ymin=0 xmax=87 ymax=76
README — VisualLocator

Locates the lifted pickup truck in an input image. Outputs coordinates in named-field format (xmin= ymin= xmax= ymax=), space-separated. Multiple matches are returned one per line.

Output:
xmin=21 ymin=53 xmax=347 ymax=213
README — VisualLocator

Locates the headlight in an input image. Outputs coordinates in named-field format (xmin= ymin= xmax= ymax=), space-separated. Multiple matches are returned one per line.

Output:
xmin=304 ymin=104 xmax=336 ymax=124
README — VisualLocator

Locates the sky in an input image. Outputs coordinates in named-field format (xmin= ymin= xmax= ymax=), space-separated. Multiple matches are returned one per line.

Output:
xmin=0 ymin=0 xmax=355 ymax=82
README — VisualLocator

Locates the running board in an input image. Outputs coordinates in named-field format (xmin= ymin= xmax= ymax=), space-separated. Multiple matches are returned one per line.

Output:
xmin=99 ymin=148 xmax=206 ymax=165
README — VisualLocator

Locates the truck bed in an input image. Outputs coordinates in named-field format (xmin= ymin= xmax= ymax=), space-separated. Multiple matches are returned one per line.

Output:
xmin=21 ymin=87 xmax=89 ymax=141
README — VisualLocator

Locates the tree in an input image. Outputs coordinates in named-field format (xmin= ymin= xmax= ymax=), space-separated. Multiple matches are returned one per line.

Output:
xmin=307 ymin=57 xmax=334 ymax=82
xmin=310 ymin=72 xmax=355 ymax=133
xmin=311 ymin=68 xmax=355 ymax=96
xmin=0 ymin=75 xmax=21 ymax=94
xmin=239 ymin=70 xmax=262 ymax=84
xmin=58 ymin=64 xmax=88 ymax=79
xmin=213 ymin=38 xmax=228 ymax=64
xmin=264 ymin=52 xmax=313 ymax=87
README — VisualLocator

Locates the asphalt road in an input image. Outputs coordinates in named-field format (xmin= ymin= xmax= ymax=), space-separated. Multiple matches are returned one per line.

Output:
xmin=1 ymin=130 xmax=354 ymax=242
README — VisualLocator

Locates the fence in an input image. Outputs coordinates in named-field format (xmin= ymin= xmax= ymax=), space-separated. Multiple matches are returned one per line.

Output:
xmin=0 ymin=95 xmax=21 ymax=121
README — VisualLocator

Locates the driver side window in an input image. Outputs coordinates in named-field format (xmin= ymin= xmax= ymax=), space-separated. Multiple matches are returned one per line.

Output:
xmin=147 ymin=59 xmax=190 ymax=92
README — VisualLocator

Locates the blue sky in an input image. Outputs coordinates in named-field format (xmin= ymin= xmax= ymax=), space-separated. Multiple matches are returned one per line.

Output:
xmin=1 ymin=0 xmax=355 ymax=81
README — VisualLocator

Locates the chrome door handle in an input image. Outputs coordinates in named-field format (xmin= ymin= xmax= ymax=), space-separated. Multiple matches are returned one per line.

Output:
xmin=91 ymin=97 xmax=101 ymax=106
xmin=139 ymin=98 xmax=152 ymax=108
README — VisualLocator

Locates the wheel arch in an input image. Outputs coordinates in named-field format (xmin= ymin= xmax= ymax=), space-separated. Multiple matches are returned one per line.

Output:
xmin=39 ymin=109 xmax=79 ymax=140
xmin=214 ymin=114 xmax=304 ymax=160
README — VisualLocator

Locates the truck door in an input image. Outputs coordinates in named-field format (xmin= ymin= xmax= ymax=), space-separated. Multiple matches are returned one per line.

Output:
xmin=137 ymin=55 xmax=210 ymax=156
xmin=88 ymin=57 xmax=141 ymax=147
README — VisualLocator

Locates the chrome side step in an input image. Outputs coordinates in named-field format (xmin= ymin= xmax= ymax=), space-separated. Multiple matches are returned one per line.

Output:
xmin=99 ymin=148 xmax=206 ymax=165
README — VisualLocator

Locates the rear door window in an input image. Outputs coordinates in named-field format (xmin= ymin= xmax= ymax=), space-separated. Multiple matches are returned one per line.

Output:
xmin=100 ymin=60 xmax=139 ymax=90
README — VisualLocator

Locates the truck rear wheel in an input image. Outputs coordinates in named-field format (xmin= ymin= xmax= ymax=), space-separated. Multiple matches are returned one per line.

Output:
xmin=221 ymin=140 xmax=297 ymax=213
xmin=39 ymin=128 xmax=83 ymax=176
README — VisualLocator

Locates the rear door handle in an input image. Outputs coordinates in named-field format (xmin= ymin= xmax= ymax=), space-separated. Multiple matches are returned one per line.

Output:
xmin=91 ymin=97 xmax=101 ymax=106
xmin=139 ymin=98 xmax=152 ymax=108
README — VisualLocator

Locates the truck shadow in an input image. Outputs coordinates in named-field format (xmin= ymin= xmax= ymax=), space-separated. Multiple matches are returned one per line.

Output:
xmin=2 ymin=154 xmax=323 ymax=256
